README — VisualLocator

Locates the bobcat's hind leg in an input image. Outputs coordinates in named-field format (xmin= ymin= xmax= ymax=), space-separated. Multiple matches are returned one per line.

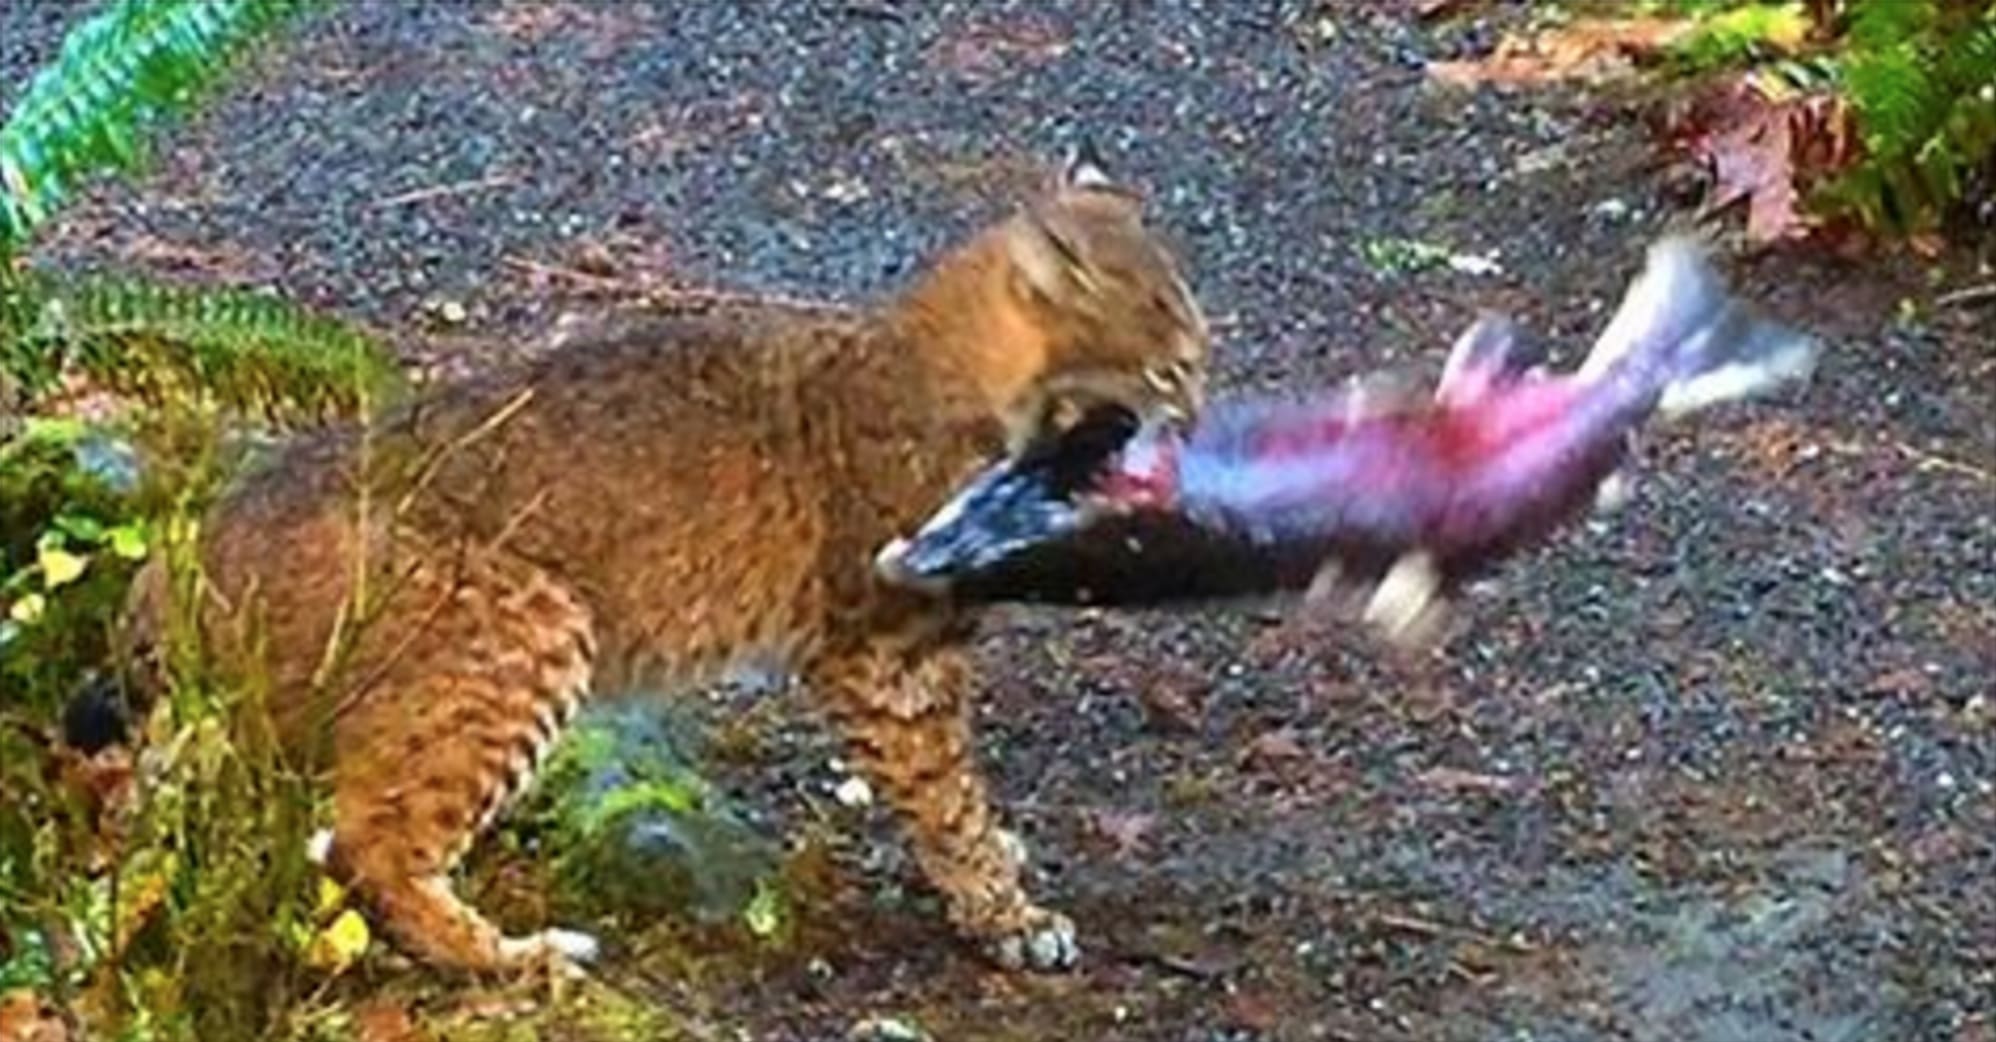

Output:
xmin=323 ymin=563 xmax=599 ymax=976
xmin=810 ymin=638 xmax=1078 ymax=972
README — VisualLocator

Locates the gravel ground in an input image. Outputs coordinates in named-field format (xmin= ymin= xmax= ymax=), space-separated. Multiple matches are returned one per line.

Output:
xmin=5 ymin=3 xmax=1992 ymax=1040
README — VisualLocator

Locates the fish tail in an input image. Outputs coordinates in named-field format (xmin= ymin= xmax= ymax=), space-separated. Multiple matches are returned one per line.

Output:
xmin=1578 ymin=235 xmax=1820 ymax=418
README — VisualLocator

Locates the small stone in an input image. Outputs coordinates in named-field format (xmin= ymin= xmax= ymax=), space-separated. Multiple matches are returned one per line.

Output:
xmin=823 ymin=176 xmax=870 ymax=204
xmin=834 ymin=776 xmax=873 ymax=808
xmin=1446 ymin=249 xmax=1503 ymax=276
xmin=849 ymin=1014 xmax=928 ymax=1042
xmin=438 ymin=299 xmax=468 ymax=324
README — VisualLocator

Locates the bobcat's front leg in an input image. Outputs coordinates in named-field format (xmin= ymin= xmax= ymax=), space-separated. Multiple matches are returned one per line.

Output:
xmin=809 ymin=639 xmax=1077 ymax=971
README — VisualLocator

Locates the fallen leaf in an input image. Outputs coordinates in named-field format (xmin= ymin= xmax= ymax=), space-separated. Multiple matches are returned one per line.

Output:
xmin=1089 ymin=809 xmax=1158 ymax=859
xmin=1416 ymin=766 xmax=1523 ymax=795
xmin=352 ymin=999 xmax=425 ymax=1042
xmin=1907 ymin=232 xmax=1947 ymax=259
xmin=0 ymin=990 xmax=67 ymax=1042
xmin=1662 ymin=73 xmax=1856 ymax=244
xmin=1137 ymin=666 xmax=1205 ymax=733
xmin=926 ymin=19 xmax=1068 ymax=82
xmin=111 ymin=868 xmax=170 ymax=958
xmin=35 ymin=546 xmax=86 ymax=589
xmin=1713 ymin=104 xmax=1802 ymax=241
xmin=313 ymin=875 xmax=349 ymax=920
xmin=1427 ymin=17 xmax=1691 ymax=90
xmin=304 ymin=908 xmax=372 ymax=974
xmin=1225 ymin=988 xmax=1283 ymax=1031
xmin=56 ymin=746 xmax=134 ymax=852
xmin=1864 ymin=667 xmax=1932 ymax=698
xmin=1240 ymin=729 xmax=1307 ymax=770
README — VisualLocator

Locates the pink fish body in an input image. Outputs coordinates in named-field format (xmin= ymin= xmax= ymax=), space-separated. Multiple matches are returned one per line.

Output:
xmin=876 ymin=237 xmax=1821 ymax=637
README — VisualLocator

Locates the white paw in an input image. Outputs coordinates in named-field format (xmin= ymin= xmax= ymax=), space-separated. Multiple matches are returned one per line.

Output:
xmin=993 ymin=827 xmax=1030 ymax=871
xmin=499 ymin=927 xmax=601 ymax=975
xmin=985 ymin=909 xmax=1080 ymax=972
xmin=543 ymin=928 xmax=601 ymax=963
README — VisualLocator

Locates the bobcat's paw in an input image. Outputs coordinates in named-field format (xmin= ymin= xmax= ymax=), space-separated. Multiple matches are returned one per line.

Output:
xmin=993 ymin=826 xmax=1030 ymax=871
xmin=499 ymin=927 xmax=601 ymax=978
xmin=983 ymin=906 xmax=1080 ymax=972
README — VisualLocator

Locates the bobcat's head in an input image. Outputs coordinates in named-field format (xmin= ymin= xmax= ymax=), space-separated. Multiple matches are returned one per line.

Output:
xmin=903 ymin=146 xmax=1210 ymax=455
xmin=995 ymin=146 xmax=1209 ymax=451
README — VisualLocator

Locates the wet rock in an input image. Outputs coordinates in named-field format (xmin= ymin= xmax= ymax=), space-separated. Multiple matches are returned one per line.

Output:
xmin=525 ymin=703 xmax=782 ymax=928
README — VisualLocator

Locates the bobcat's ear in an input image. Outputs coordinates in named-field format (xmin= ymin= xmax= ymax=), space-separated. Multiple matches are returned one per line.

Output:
xmin=1004 ymin=211 xmax=1100 ymax=305
xmin=1062 ymin=138 xmax=1117 ymax=192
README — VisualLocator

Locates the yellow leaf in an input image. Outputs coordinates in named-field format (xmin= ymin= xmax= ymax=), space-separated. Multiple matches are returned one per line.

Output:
xmin=743 ymin=880 xmax=784 ymax=939
xmin=108 ymin=525 xmax=148 ymax=561
xmin=37 ymin=546 xmax=87 ymax=588
xmin=304 ymin=909 xmax=371 ymax=973
xmin=314 ymin=875 xmax=347 ymax=919
xmin=8 ymin=594 xmax=45 ymax=624
xmin=113 ymin=871 xmax=171 ymax=957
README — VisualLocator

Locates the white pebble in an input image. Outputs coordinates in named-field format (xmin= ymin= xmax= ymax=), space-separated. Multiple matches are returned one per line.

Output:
xmin=834 ymin=776 xmax=873 ymax=808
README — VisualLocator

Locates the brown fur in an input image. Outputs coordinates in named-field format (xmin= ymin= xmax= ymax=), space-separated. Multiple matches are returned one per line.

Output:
xmin=123 ymin=156 xmax=1207 ymax=975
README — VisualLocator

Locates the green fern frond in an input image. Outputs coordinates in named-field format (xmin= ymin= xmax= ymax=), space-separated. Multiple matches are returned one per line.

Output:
xmin=0 ymin=0 xmax=324 ymax=257
xmin=1844 ymin=0 xmax=1941 ymax=50
xmin=1819 ymin=1 xmax=1996 ymax=233
xmin=1842 ymin=44 xmax=1947 ymax=158
xmin=2 ymin=270 xmax=404 ymax=424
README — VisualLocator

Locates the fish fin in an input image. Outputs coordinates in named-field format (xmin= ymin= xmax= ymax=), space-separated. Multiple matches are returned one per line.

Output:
xmin=1341 ymin=370 xmax=1430 ymax=424
xmin=1579 ymin=236 xmax=1820 ymax=415
xmin=1577 ymin=237 xmax=1697 ymax=381
xmin=1361 ymin=551 xmax=1448 ymax=649
xmin=1655 ymin=304 xmax=1819 ymax=418
xmin=1303 ymin=558 xmax=1344 ymax=605
xmin=1436 ymin=312 xmax=1544 ymax=407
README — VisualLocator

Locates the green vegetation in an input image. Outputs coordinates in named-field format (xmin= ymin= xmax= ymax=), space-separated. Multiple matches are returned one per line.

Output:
xmin=1815 ymin=0 xmax=1996 ymax=236
xmin=1 ymin=6 xmax=786 ymax=1037
xmin=1 ymin=0 xmax=321 ymax=256
xmin=519 ymin=705 xmax=788 ymax=940
xmin=1665 ymin=0 xmax=1996 ymax=239
xmin=0 ymin=3 xmax=398 ymax=1039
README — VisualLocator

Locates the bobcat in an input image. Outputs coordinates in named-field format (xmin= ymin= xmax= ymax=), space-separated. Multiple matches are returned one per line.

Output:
xmin=118 ymin=153 xmax=1209 ymax=975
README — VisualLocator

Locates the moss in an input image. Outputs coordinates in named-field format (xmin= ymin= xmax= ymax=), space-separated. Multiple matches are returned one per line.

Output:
xmin=513 ymin=704 xmax=788 ymax=938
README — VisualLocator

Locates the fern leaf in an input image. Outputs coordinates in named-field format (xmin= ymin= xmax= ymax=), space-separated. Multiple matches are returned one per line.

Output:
xmin=1817 ymin=0 xmax=1996 ymax=233
xmin=4 ymin=270 xmax=404 ymax=425
xmin=1841 ymin=43 xmax=1946 ymax=159
xmin=0 ymin=0 xmax=324 ymax=257
xmin=1844 ymin=0 xmax=1942 ymax=50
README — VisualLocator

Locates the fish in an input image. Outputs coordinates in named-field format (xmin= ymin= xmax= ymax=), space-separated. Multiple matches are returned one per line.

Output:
xmin=872 ymin=235 xmax=1821 ymax=645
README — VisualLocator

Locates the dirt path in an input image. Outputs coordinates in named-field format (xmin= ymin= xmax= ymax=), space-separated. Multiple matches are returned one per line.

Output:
xmin=6 ymin=3 xmax=1991 ymax=1040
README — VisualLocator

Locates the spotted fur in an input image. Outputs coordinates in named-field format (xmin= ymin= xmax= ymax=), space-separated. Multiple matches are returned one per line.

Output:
xmin=121 ymin=153 xmax=1208 ymax=975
